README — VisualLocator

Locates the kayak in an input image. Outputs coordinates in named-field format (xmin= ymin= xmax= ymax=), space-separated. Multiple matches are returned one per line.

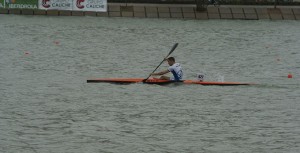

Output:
xmin=86 ymin=78 xmax=253 ymax=86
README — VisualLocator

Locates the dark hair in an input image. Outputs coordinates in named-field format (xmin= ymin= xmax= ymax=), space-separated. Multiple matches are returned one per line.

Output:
xmin=167 ymin=57 xmax=175 ymax=62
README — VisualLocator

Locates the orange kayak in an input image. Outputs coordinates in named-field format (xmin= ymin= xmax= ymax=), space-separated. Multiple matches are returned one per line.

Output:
xmin=87 ymin=78 xmax=253 ymax=86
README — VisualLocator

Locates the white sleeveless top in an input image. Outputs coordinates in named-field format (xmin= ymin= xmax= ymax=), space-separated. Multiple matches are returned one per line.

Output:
xmin=168 ymin=63 xmax=183 ymax=81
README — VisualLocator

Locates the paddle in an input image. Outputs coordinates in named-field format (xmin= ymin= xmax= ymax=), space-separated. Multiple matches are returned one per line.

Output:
xmin=143 ymin=43 xmax=179 ymax=82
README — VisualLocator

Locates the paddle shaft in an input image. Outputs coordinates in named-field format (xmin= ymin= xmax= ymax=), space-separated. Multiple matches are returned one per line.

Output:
xmin=144 ymin=43 xmax=178 ymax=82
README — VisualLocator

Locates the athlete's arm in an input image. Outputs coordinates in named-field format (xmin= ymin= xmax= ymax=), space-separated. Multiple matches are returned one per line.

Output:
xmin=151 ymin=70 xmax=169 ymax=76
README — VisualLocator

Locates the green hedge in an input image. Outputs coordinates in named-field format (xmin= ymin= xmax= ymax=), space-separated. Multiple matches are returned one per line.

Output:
xmin=0 ymin=0 xmax=38 ymax=9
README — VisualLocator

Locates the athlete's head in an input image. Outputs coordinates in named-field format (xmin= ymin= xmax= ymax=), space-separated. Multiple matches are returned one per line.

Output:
xmin=166 ymin=57 xmax=175 ymax=66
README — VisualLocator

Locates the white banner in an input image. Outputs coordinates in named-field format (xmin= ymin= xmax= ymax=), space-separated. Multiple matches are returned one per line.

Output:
xmin=39 ymin=0 xmax=73 ymax=10
xmin=38 ymin=0 xmax=107 ymax=12
xmin=73 ymin=0 xmax=107 ymax=12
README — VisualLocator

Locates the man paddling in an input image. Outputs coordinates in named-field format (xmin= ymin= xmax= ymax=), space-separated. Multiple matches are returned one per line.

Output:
xmin=150 ymin=57 xmax=183 ymax=81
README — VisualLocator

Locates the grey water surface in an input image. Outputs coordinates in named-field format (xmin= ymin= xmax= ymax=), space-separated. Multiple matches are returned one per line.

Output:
xmin=0 ymin=15 xmax=300 ymax=153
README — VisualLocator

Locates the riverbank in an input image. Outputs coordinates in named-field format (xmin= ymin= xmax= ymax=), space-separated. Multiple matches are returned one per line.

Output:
xmin=1 ymin=3 xmax=300 ymax=20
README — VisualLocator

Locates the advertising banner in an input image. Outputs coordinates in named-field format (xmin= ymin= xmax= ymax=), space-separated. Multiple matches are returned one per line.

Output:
xmin=73 ymin=0 xmax=107 ymax=12
xmin=39 ymin=0 xmax=73 ymax=10
xmin=4 ymin=0 xmax=38 ymax=9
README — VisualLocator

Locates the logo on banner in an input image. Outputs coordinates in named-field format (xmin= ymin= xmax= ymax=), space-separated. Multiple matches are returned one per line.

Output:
xmin=76 ymin=0 xmax=84 ymax=9
xmin=6 ymin=0 xmax=38 ymax=9
xmin=39 ymin=0 xmax=72 ymax=9
xmin=42 ymin=0 xmax=50 ymax=8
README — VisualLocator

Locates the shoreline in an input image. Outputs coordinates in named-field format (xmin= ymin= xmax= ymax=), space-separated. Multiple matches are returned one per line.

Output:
xmin=1 ymin=3 xmax=300 ymax=20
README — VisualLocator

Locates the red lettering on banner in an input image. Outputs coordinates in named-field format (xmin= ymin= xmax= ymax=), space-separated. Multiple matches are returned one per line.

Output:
xmin=76 ymin=0 xmax=84 ymax=9
xmin=42 ymin=0 xmax=50 ymax=8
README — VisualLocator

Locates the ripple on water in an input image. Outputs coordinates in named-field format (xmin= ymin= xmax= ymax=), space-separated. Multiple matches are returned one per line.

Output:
xmin=0 ymin=15 xmax=300 ymax=153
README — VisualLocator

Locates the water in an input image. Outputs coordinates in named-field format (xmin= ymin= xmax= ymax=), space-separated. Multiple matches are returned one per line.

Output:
xmin=0 ymin=15 xmax=300 ymax=153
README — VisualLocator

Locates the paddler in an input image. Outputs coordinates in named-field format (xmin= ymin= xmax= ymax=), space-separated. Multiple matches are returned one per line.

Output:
xmin=150 ymin=57 xmax=183 ymax=81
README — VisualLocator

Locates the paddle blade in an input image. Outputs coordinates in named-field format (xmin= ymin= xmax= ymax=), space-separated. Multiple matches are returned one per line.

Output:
xmin=167 ymin=43 xmax=178 ymax=57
